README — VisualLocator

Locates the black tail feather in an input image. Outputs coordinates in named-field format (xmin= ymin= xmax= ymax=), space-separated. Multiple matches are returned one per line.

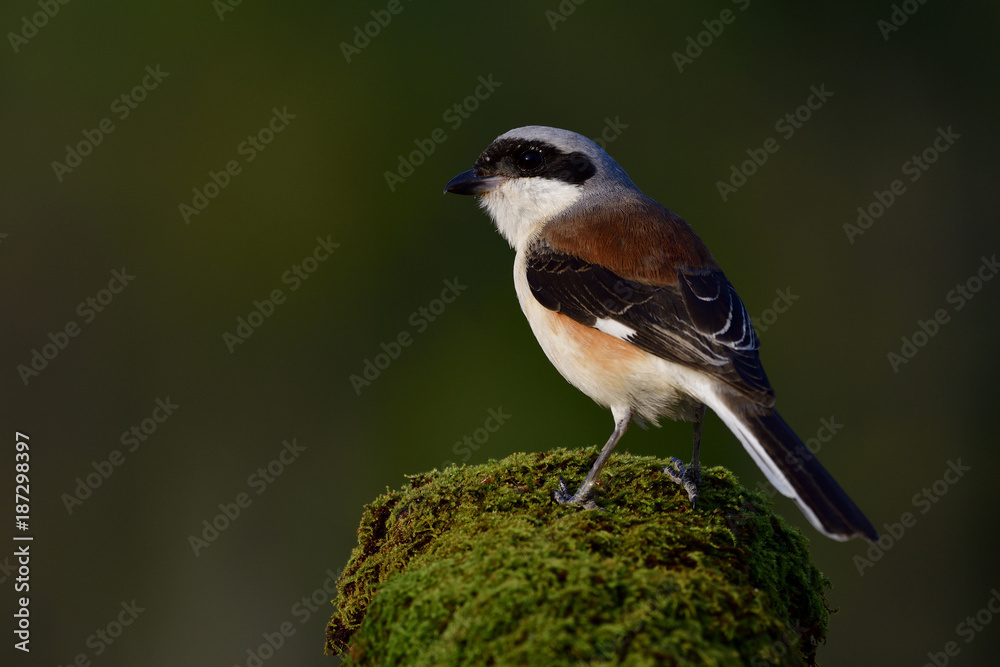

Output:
xmin=715 ymin=397 xmax=877 ymax=542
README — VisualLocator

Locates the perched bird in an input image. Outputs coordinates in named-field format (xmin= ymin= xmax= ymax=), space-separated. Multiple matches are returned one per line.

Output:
xmin=444 ymin=126 xmax=877 ymax=542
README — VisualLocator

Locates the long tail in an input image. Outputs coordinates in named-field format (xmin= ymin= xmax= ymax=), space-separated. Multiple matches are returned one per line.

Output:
xmin=710 ymin=393 xmax=878 ymax=542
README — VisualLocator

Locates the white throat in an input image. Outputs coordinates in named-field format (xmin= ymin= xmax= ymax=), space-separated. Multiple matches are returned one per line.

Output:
xmin=479 ymin=177 xmax=583 ymax=250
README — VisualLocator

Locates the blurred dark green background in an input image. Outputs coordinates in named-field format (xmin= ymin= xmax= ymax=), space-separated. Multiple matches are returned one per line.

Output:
xmin=3 ymin=1 xmax=998 ymax=664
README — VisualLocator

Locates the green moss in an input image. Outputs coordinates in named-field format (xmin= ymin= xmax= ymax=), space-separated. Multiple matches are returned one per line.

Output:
xmin=326 ymin=448 xmax=830 ymax=665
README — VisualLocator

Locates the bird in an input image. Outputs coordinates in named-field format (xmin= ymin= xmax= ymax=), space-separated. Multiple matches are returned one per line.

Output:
xmin=444 ymin=125 xmax=877 ymax=542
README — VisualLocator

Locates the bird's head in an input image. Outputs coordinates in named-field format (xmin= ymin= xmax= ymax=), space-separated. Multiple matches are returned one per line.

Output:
xmin=445 ymin=126 xmax=636 ymax=249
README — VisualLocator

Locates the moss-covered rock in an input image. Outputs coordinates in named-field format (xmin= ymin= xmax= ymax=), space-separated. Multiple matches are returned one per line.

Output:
xmin=326 ymin=447 xmax=830 ymax=665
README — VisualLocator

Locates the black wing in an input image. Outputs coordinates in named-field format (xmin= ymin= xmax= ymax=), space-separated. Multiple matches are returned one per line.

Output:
xmin=525 ymin=244 xmax=774 ymax=406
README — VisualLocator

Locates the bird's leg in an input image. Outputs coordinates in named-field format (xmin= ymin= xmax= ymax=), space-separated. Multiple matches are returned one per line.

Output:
xmin=555 ymin=407 xmax=632 ymax=509
xmin=664 ymin=403 xmax=705 ymax=508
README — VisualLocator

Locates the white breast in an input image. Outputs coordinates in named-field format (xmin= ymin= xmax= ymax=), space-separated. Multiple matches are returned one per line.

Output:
xmin=481 ymin=178 xmax=584 ymax=249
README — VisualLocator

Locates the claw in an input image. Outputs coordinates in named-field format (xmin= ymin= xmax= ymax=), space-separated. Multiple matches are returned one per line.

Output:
xmin=663 ymin=458 xmax=700 ymax=509
xmin=663 ymin=457 xmax=685 ymax=483
xmin=554 ymin=475 xmax=574 ymax=504
xmin=553 ymin=475 xmax=601 ymax=510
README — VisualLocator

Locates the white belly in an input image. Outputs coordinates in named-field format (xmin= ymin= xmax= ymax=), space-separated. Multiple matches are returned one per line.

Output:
xmin=511 ymin=252 xmax=710 ymax=425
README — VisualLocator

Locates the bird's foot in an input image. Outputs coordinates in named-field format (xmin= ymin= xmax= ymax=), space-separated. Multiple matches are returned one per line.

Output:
xmin=554 ymin=475 xmax=601 ymax=510
xmin=663 ymin=457 xmax=700 ymax=509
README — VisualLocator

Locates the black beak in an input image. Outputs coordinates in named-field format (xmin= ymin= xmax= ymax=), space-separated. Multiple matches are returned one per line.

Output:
xmin=443 ymin=169 xmax=506 ymax=196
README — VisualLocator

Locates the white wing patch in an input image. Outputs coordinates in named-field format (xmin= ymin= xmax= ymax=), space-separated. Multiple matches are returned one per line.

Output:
xmin=594 ymin=318 xmax=637 ymax=341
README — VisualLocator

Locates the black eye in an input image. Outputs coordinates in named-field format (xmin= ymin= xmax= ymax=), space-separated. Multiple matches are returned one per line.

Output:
xmin=517 ymin=150 xmax=543 ymax=170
